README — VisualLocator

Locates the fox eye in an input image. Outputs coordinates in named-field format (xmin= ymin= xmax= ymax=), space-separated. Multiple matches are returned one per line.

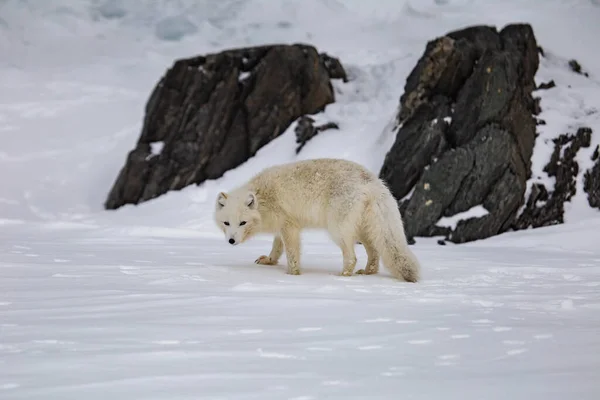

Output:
xmin=239 ymin=221 xmax=247 ymax=226
xmin=223 ymin=221 xmax=230 ymax=226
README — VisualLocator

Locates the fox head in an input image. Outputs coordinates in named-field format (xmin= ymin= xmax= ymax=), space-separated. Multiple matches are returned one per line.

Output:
xmin=213 ymin=190 xmax=261 ymax=246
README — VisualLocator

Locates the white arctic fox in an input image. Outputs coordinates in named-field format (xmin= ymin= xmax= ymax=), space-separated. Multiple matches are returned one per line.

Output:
xmin=213 ymin=158 xmax=421 ymax=282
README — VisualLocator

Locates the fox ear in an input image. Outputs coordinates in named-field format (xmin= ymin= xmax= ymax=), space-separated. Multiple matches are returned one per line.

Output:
xmin=217 ymin=192 xmax=228 ymax=208
xmin=246 ymin=192 xmax=257 ymax=209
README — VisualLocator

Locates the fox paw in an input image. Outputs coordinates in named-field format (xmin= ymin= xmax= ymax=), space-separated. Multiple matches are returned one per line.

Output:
xmin=286 ymin=269 xmax=301 ymax=276
xmin=255 ymin=255 xmax=277 ymax=265
xmin=356 ymin=268 xmax=378 ymax=275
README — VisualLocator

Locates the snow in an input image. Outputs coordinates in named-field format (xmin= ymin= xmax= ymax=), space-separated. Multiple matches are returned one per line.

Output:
xmin=238 ymin=71 xmax=251 ymax=82
xmin=2 ymin=0 xmax=600 ymax=399
xmin=148 ymin=141 xmax=165 ymax=159
xmin=436 ymin=205 xmax=490 ymax=230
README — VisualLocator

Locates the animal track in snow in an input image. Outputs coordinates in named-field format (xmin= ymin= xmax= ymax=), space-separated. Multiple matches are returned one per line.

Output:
xmin=321 ymin=380 xmax=348 ymax=386
xmin=381 ymin=371 xmax=405 ymax=377
xmin=180 ymin=274 xmax=208 ymax=282
xmin=581 ymin=282 xmax=600 ymax=287
xmin=438 ymin=354 xmax=460 ymax=360
xmin=32 ymin=339 xmax=76 ymax=345
xmin=306 ymin=347 xmax=333 ymax=352
xmin=297 ymin=327 xmax=322 ymax=332
xmin=407 ymin=339 xmax=432 ymax=345
xmin=239 ymin=329 xmax=263 ymax=334
xmin=534 ymin=334 xmax=553 ymax=340
xmin=257 ymin=348 xmax=305 ymax=360
xmin=119 ymin=265 xmax=141 ymax=275
xmin=363 ymin=318 xmax=392 ymax=323
xmin=451 ymin=334 xmax=470 ymax=339
xmin=435 ymin=354 xmax=460 ymax=366
xmin=152 ymin=340 xmax=181 ymax=345
xmin=503 ymin=340 xmax=526 ymax=346
xmin=506 ymin=348 xmax=528 ymax=356
xmin=52 ymin=273 xmax=85 ymax=278
xmin=381 ymin=366 xmax=409 ymax=377
xmin=357 ymin=345 xmax=382 ymax=350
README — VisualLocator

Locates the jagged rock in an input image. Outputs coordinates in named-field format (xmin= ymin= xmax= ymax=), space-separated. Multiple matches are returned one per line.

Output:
xmin=515 ymin=127 xmax=592 ymax=228
xmin=568 ymin=59 xmax=590 ymax=77
xmin=537 ymin=80 xmax=556 ymax=90
xmin=584 ymin=143 xmax=600 ymax=209
xmin=380 ymin=23 xmax=539 ymax=243
xmin=104 ymin=44 xmax=347 ymax=209
xmin=380 ymin=96 xmax=450 ymax=199
xmin=537 ymin=45 xmax=545 ymax=57
xmin=294 ymin=116 xmax=339 ymax=154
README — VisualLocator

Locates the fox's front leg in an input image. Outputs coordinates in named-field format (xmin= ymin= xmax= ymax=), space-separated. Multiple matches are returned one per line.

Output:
xmin=255 ymin=236 xmax=283 ymax=266
xmin=281 ymin=225 xmax=301 ymax=275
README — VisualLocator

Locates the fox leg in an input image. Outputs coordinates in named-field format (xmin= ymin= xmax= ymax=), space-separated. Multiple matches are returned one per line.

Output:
xmin=339 ymin=238 xmax=358 ymax=277
xmin=281 ymin=225 xmax=301 ymax=275
xmin=255 ymin=236 xmax=283 ymax=265
xmin=356 ymin=239 xmax=380 ymax=275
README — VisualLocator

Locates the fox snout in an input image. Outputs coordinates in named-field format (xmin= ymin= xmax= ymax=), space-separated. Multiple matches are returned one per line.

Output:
xmin=228 ymin=237 xmax=237 ymax=245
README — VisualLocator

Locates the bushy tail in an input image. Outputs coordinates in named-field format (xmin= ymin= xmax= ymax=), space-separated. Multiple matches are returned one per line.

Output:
xmin=366 ymin=185 xmax=421 ymax=283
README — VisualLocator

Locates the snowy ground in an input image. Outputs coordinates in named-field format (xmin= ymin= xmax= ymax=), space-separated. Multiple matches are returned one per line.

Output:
xmin=2 ymin=1 xmax=600 ymax=399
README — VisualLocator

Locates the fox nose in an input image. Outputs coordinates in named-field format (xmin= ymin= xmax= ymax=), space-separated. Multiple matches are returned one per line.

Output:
xmin=229 ymin=238 xmax=236 ymax=245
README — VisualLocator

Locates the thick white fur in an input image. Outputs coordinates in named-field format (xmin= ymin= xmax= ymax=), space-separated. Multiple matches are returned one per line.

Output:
xmin=213 ymin=158 xmax=421 ymax=282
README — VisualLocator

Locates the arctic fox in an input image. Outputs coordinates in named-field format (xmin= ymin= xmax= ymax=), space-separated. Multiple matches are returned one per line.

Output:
xmin=213 ymin=158 xmax=421 ymax=282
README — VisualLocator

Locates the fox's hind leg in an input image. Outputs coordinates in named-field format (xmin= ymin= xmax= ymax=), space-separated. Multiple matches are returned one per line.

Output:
xmin=255 ymin=235 xmax=283 ymax=266
xmin=356 ymin=237 xmax=380 ymax=275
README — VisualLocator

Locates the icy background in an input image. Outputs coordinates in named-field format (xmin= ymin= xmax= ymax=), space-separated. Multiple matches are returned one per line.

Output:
xmin=1 ymin=1 xmax=600 ymax=399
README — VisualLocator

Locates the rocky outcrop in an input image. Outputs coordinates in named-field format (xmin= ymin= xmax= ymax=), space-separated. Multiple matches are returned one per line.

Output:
xmin=379 ymin=23 xmax=540 ymax=243
xmin=584 ymin=144 xmax=600 ymax=209
xmin=515 ymin=127 xmax=592 ymax=229
xmin=104 ymin=44 xmax=347 ymax=210
xmin=568 ymin=59 xmax=590 ymax=77
xmin=294 ymin=116 xmax=339 ymax=154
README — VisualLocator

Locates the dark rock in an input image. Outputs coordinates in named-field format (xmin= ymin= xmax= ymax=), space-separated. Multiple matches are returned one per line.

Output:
xmin=437 ymin=239 xmax=446 ymax=246
xmin=397 ymin=35 xmax=478 ymax=124
xmin=568 ymin=59 xmax=590 ymax=77
xmin=584 ymin=143 xmax=600 ymax=209
xmin=380 ymin=23 xmax=540 ymax=243
xmin=537 ymin=80 xmax=556 ymax=90
xmin=532 ymin=97 xmax=542 ymax=115
xmin=537 ymin=45 xmax=545 ymax=57
xmin=104 ymin=44 xmax=345 ymax=209
xmin=320 ymin=52 xmax=348 ymax=82
xmin=380 ymin=95 xmax=450 ymax=200
xmin=515 ymin=127 xmax=593 ymax=228
xmin=294 ymin=116 xmax=339 ymax=154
